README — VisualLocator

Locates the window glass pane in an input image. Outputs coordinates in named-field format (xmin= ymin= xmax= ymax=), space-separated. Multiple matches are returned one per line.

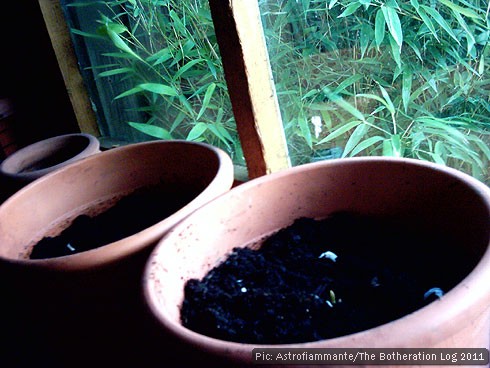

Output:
xmin=61 ymin=0 xmax=244 ymax=166
xmin=260 ymin=0 xmax=490 ymax=184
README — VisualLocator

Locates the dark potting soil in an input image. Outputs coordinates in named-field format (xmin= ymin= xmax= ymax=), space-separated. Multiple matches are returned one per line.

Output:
xmin=29 ymin=186 xmax=195 ymax=259
xmin=181 ymin=213 xmax=467 ymax=344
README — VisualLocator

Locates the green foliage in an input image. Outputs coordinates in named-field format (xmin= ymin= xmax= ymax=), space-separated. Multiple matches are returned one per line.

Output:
xmin=69 ymin=0 xmax=243 ymax=164
xmin=69 ymin=0 xmax=490 ymax=183
xmin=260 ymin=0 xmax=490 ymax=183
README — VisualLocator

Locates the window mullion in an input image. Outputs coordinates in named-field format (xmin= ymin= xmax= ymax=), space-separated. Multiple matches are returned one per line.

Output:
xmin=37 ymin=0 xmax=100 ymax=137
xmin=208 ymin=0 xmax=290 ymax=179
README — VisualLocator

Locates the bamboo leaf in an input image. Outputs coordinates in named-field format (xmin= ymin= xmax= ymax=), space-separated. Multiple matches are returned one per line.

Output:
xmin=179 ymin=95 xmax=195 ymax=116
xmin=298 ymin=117 xmax=313 ymax=148
xmin=414 ymin=7 xmax=439 ymax=42
xmin=101 ymin=52 xmax=135 ymax=60
xmin=187 ymin=122 xmax=208 ymax=141
xmin=478 ymin=54 xmax=485 ymax=75
xmin=147 ymin=48 xmax=173 ymax=65
xmin=374 ymin=9 xmax=386 ymax=48
xmin=332 ymin=75 xmax=363 ymax=95
xmin=323 ymin=88 xmax=366 ymax=122
xmin=381 ymin=5 xmax=403 ymax=50
xmin=422 ymin=5 xmax=460 ymax=44
xmin=114 ymin=86 xmax=143 ymax=99
xmin=402 ymin=69 xmax=413 ymax=113
xmin=187 ymin=83 xmax=209 ymax=100
xmin=434 ymin=141 xmax=447 ymax=162
xmin=215 ymin=123 xmax=235 ymax=143
xmin=415 ymin=117 xmax=469 ymax=144
xmin=409 ymin=0 xmax=419 ymax=10
xmin=128 ymin=122 xmax=173 ymax=139
xmin=391 ymin=134 xmax=402 ymax=157
xmin=139 ymin=83 xmax=179 ymax=96
xmin=429 ymin=152 xmax=446 ymax=165
xmin=98 ymin=67 xmax=133 ymax=77
xmin=338 ymin=2 xmax=363 ymax=18
xmin=470 ymin=136 xmax=490 ymax=160
xmin=438 ymin=0 xmax=481 ymax=19
xmin=424 ymin=128 xmax=469 ymax=151
xmin=381 ymin=135 xmax=402 ymax=157
xmin=173 ymin=59 xmax=205 ymax=80
xmin=320 ymin=110 xmax=333 ymax=130
xmin=405 ymin=39 xmax=423 ymax=61
xmin=170 ymin=112 xmax=186 ymax=132
xmin=302 ymin=89 xmax=320 ymax=100
xmin=356 ymin=93 xmax=387 ymax=106
xmin=382 ymin=139 xmax=394 ymax=156
xmin=377 ymin=84 xmax=395 ymax=115
xmin=207 ymin=124 xmax=232 ymax=149
xmin=342 ymin=124 xmax=369 ymax=157
xmin=360 ymin=24 xmax=373 ymax=58
xmin=71 ymin=28 xmax=105 ymax=40
xmin=169 ymin=10 xmax=188 ymax=36
xmin=104 ymin=21 xmax=127 ymax=35
xmin=451 ymin=10 xmax=476 ymax=54
xmin=206 ymin=59 xmax=218 ymax=79
xmin=388 ymin=34 xmax=402 ymax=69
xmin=316 ymin=120 xmax=363 ymax=145
xmin=170 ymin=49 xmax=184 ymax=67
xmin=351 ymin=136 xmax=385 ymax=156
xmin=196 ymin=83 xmax=216 ymax=120
xmin=106 ymin=29 xmax=143 ymax=61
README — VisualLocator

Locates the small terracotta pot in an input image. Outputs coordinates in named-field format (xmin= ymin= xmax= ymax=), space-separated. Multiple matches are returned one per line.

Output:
xmin=0 ymin=140 xmax=234 ymax=367
xmin=0 ymin=133 xmax=100 ymax=201
xmin=0 ymin=97 xmax=19 ymax=158
xmin=144 ymin=157 xmax=490 ymax=366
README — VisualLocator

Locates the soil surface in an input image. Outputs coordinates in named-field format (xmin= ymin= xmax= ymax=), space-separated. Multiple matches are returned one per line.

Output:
xmin=29 ymin=186 xmax=194 ymax=259
xmin=181 ymin=213 xmax=466 ymax=344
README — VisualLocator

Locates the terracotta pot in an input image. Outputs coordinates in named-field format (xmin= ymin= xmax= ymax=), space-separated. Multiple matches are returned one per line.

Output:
xmin=0 ymin=133 xmax=100 ymax=201
xmin=0 ymin=97 xmax=19 ymax=158
xmin=144 ymin=157 xmax=490 ymax=366
xmin=0 ymin=140 xmax=234 ymax=367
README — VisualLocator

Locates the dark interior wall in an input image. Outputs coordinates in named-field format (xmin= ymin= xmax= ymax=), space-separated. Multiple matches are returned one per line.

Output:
xmin=0 ymin=1 xmax=79 ymax=149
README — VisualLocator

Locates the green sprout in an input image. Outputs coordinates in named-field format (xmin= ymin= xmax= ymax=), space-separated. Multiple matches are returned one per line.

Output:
xmin=326 ymin=289 xmax=337 ymax=308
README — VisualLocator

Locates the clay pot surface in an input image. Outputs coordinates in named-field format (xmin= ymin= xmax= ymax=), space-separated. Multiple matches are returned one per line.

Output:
xmin=144 ymin=157 xmax=490 ymax=366
xmin=0 ymin=133 xmax=100 ymax=182
xmin=0 ymin=133 xmax=100 ymax=202
xmin=0 ymin=139 xmax=233 ymax=269
xmin=0 ymin=140 xmax=234 ymax=367
xmin=0 ymin=98 xmax=19 ymax=158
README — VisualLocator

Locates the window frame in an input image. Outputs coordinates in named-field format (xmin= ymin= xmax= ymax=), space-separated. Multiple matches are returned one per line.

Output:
xmin=38 ymin=0 xmax=100 ymax=138
xmin=38 ymin=0 xmax=290 ymax=179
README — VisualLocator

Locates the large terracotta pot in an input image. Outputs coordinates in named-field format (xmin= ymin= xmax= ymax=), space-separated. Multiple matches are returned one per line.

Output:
xmin=0 ymin=133 xmax=100 ymax=202
xmin=0 ymin=140 xmax=234 ymax=367
xmin=144 ymin=157 xmax=490 ymax=366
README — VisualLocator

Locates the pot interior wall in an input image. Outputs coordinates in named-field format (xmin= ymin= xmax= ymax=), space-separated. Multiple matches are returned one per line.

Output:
xmin=1 ymin=135 xmax=92 ymax=174
xmin=148 ymin=159 xmax=490 ymax=325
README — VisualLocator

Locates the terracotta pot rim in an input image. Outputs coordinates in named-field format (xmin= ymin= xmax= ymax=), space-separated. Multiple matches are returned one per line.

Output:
xmin=143 ymin=156 xmax=490 ymax=352
xmin=0 ymin=133 xmax=100 ymax=181
xmin=0 ymin=140 xmax=234 ymax=271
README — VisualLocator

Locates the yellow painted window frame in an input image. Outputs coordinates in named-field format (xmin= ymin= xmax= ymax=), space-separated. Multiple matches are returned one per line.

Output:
xmin=37 ymin=0 xmax=100 ymax=138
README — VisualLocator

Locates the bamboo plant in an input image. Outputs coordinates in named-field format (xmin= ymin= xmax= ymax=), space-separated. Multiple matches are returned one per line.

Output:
xmin=68 ymin=0 xmax=489 ymax=182
xmin=261 ymin=0 xmax=490 ymax=182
